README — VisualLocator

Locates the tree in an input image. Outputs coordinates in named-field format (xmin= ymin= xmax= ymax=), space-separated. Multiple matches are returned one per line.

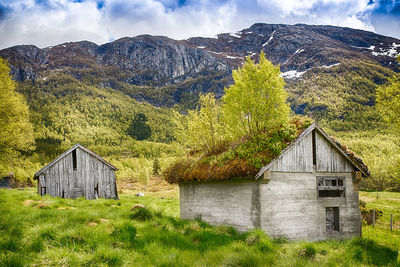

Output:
xmin=0 ymin=57 xmax=34 ymax=173
xmin=222 ymin=51 xmax=290 ymax=139
xmin=376 ymin=55 xmax=400 ymax=189
xmin=174 ymin=93 xmax=224 ymax=154
xmin=152 ymin=158 xmax=161 ymax=175
xmin=376 ymin=56 xmax=400 ymax=130
xmin=127 ymin=113 xmax=152 ymax=141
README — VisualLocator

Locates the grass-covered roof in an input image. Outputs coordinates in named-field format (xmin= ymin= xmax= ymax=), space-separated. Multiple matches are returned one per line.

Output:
xmin=164 ymin=117 xmax=369 ymax=184
xmin=164 ymin=117 xmax=309 ymax=184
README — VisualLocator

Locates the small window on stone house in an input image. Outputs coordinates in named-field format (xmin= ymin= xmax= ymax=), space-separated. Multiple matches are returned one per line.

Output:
xmin=326 ymin=207 xmax=340 ymax=232
xmin=318 ymin=177 xmax=345 ymax=197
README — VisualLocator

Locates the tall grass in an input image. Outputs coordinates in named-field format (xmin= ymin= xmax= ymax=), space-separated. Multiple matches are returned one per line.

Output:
xmin=0 ymin=188 xmax=399 ymax=266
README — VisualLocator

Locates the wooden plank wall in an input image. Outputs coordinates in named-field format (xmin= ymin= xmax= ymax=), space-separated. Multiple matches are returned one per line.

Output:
xmin=316 ymin=132 xmax=354 ymax=173
xmin=42 ymin=148 xmax=117 ymax=199
xmin=269 ymin=132 xmax=313 ymax=172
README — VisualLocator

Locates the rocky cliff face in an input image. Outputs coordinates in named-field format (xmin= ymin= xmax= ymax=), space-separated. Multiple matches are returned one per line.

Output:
xmin=0 ymin=23 xmax=399 ymax=109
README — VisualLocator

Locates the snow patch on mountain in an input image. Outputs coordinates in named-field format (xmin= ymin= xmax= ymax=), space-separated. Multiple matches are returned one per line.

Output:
xmin=294 ymin=48 xmax=304 ymax=55
xmin=229 ymin=32 xmax=242 ymax=38
xmin=262 ymin=30 xmax=276 ymax=47
xmin=280 ymin=69 xmax=307 ymax=79
xmin=322 ymin=63 xmax=340 ymax=68
xmin=372 ymin=43 xmax=399 ymax=58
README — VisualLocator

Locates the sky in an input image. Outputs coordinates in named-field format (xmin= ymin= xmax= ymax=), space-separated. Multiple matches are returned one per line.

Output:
xmin=0 ymin=0 xmax=399 ymax=49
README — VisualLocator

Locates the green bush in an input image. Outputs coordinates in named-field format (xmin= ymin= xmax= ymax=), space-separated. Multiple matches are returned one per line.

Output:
xmin=245 ymin=229 xmax=274 ymax=252
xmin=130 ymin=206 xmax=157 ymax=221
xmin=298 ymin=244 xmax=317 ymax=260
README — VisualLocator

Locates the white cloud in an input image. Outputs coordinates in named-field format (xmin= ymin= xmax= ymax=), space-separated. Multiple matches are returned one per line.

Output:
xmin=101 ymin=0 xmax=240 ymax=40
xmin=0 ymin=0 xmax=397 ymax=49
xmin=0 ymin=0 xmax=108 ymax=48
xmin=257 ymin=0 xmax=375 ymax=32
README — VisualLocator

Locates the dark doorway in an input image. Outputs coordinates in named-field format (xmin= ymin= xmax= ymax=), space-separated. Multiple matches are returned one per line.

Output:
xmin=326 ymin=207 xmax=340 ymax=232
xmin=94 ymin=183 xmax=99 ymax=199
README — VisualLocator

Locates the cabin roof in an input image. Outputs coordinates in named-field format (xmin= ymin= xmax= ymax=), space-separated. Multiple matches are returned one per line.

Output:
xmin=33 ymin=144 xmax=118 ymax=179
xmin=165 ymin=122 xmax=370 ymax=184
xmin=255 ymin=123 xmax=370 ymax=179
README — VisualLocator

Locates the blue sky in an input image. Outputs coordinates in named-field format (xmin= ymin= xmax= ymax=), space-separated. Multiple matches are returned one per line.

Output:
xmin=0 ymin=0 xmax=399 ymax=49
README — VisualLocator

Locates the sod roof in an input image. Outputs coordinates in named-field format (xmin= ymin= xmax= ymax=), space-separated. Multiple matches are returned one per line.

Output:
xmin=164 ymin=122 xmax=369 ymax=184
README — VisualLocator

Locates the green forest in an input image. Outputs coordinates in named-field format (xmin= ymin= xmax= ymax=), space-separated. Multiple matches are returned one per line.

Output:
xmin=1 ymin=53 xmax=400 ymax=191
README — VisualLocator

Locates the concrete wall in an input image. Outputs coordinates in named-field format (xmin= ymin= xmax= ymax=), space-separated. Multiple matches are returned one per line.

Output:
xmin=179 ymin=172 xmax=361 ymax=241
xmin=37 ymin=147 xmax=117 ymax=200
xmin=260 ymin=171 xmax=361 ymax=241
xmin=179 ymin=180 xmax=260 ymax=232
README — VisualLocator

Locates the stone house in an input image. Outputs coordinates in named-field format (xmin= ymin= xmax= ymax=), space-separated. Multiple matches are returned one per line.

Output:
xmin=33 ymin=144 xmax=118 ymax=200
xmin=179 ymin=123 xmax=369 ymax=241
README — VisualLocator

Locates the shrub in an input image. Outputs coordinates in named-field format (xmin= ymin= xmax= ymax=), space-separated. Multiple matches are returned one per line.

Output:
xmin=359 ymin=201 xmax=383 ymax=225
xmin=130 ymin=206 xmax=157 ymax=221
xmin=298 ymin=244 xmax=317 ymax=260
xmin=245 ymin=229 xmax=274 ymax=252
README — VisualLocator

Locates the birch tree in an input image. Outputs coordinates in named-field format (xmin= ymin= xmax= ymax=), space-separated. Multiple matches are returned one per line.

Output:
xmin=174 ymin=93 xmax=224 ymax=154
xmin=0 ymin=57 xmax=34 ymax=173
xmin=222 ymin=51 xmax=290 ymax=139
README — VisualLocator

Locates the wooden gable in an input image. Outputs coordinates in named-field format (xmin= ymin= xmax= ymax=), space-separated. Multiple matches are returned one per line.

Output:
xmin=256 ymin=123 xmax=367 ymax=178
xmin=268 ymin=130 xmax=313 ymax=172
xmin=34 ymin=144 xmax=117 ymax=180
xmin=315 ymin=131 xmax=354 ymax=173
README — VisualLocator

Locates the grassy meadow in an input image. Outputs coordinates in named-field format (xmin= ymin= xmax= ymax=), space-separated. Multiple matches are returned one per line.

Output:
xmin=0 ymin=184 xmax=399 ymax=267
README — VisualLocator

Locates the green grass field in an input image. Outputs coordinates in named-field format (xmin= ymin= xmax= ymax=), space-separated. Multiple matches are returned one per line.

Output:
xmin=0 ymin=188 xmax=399 ymax=266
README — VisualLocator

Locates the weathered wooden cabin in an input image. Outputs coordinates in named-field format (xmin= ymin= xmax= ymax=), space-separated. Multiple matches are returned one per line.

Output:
xmin=33 ymin=144 xmax=118 ymax=200
xmin=179 ymin=123 xmax=369 ymax=241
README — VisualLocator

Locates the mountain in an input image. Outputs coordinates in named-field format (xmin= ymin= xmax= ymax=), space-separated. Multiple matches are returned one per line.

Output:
xmin=1 ymin=23 xmax=399 ymax=133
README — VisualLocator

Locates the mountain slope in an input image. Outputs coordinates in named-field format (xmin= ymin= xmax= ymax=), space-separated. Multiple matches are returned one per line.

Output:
xmin=1 ymin=23 xmax=399 ymax=135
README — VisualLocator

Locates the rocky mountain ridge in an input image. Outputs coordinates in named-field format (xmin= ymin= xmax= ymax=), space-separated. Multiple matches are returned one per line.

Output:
xmin=0 ymin=23 xmax=399 ymax=114
xmin=2 ymin=23 xmax=399 ymax=83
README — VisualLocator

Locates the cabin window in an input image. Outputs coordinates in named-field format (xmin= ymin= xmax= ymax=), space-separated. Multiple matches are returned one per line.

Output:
xmin=40 ymin=187 xmax=46 ymax=196
xmin=312 ymin=130 xmax=316 ymax=165
xmin=326 ymin=207 xmax=340 ymax=232
xmin=72 ymin=149 xmax=77 ymax=171
xmin=318 ymin=177 xmax=345 ymax=197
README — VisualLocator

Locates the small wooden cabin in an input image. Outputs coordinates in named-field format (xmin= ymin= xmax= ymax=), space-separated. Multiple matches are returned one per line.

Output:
xmin=179 ymin=123 xmax=369 ymax=241
xmin=33 ymin=144 xmax=118 ymax=200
